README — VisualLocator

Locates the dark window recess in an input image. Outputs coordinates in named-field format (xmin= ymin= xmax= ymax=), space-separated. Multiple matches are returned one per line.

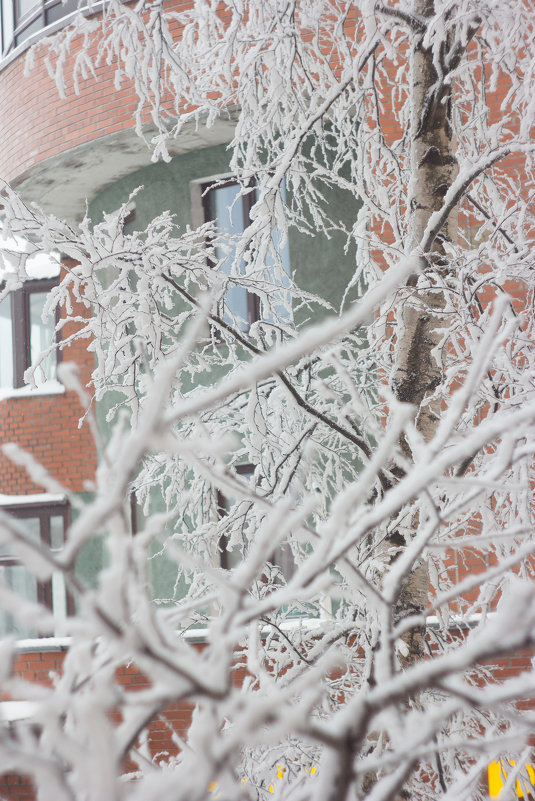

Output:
xmin=0 ymin=278 xmax=59 ymax=389
xmin=122 ymin=204 xmax=137 ymax=232
xmin=0 ymin=502 xmax=72 ymax=638
xmin=217 ymin=464 xmax=254 ymax=570
xmin=216 ymin=465 xmax=295 ymax=579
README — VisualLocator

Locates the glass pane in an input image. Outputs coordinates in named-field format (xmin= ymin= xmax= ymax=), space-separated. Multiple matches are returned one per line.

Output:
xmin=50 ymin=514 xmax=64 ymax=550
xmin=14 ymin=14 xmax=41 ymax=43
xmin=51 ymin=572 xmax=67 ymax=619
xmin=1 ymin=0 xmax=15 ymax=53
xmin=29 ymin=290 xmax=56 ymax=383
xmin=219 ymin=465 xmax=254 ymax=569
xmin=263 ymin=227 xmax=292 ymax=325
xmin=210 ymin=184 xmax=250 ymax=330
xmin=0 ymin=295 xmax=13 ymax=389
xmin=0 ymin=564 xmax=37 ymax=638
xmin=0 ymin=515 xmax=40 ymax=557
xmin=46 ymin=0 xmax=79 ymax=25
xmin=208 ymin=182 xmax=292 ymax=328
xmin=17 ymin=0 xmax=40 ymax=19
xmin=262 ymin=182 xmax=292 ymax=325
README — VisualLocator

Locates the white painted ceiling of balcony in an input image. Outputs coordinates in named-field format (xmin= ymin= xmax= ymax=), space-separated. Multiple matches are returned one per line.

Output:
xmin=12 ymin=116 xmax=239 ymax=225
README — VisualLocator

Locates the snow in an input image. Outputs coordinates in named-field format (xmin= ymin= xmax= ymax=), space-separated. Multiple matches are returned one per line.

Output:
xmin=0 ymin=701 xmax=39 ymax=721
xmin=0 ymin=493 xmax=66 ymax=507
xmin=0 ymin=234 xmax=60 ymax=281
xmin=0 ymin=1 xmax=534 ymax=800
xmin=0 ymin=381 xmax=65 ymax=403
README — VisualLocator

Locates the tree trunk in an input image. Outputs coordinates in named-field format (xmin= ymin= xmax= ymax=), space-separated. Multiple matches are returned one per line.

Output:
xmin=390 ymin=0 xmax=458 ymax=669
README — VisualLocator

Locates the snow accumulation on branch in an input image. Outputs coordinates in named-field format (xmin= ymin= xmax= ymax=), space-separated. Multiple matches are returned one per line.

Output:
xmin=0 ymin=1 xmax=535 ymax=800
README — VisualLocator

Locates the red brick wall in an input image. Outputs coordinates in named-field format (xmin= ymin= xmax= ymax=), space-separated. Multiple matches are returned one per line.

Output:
xmin=0 ymin=647 xmax=197 ymax=801
xmin=0 ymin=1 xmax=194 ymax=186
xmin=0 ymin=643 xmax=531 ymax=801
xmin=0 ymin=24 xmax=135 ymax=184
xmin=0 ymin=648 xmax=67 ymax=801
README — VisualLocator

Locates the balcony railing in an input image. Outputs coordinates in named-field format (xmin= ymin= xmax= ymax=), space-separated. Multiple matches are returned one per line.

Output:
xmin=0 ymin=0 xmax=87 ymax=58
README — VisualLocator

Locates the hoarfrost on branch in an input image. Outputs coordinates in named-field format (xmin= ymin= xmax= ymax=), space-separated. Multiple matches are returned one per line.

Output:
xmin=1 ymin=1 xmax=535 ymax=799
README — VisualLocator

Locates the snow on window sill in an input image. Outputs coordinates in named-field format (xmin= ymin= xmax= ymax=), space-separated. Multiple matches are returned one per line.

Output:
xmin=14 ymin=636 xmax=72 ymax=653
xmin=0 ymin=700 xmax=40 ymax=721
xmin=0 ymin=492 xmax=66 ymax=507
xmin=0 ymin=380 xmax=65 ymax=403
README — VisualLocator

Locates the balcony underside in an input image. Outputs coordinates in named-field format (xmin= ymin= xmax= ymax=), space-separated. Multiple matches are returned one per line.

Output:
xmin=11 ymin=117 xmax=237 ymax=224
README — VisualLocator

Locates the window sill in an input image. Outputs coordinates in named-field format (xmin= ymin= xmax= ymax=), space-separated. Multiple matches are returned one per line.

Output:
xmin=0 ymin=380 xmax=65 ymax=403
xmin=0 ymin=492 xmax=66 ymax=507
xmin=15 ymin=636 xmax=71 ymax=654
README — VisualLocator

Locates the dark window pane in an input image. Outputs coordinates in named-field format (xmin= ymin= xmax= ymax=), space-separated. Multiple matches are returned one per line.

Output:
xmin=46 ymin=0 xmax=79 ymax=25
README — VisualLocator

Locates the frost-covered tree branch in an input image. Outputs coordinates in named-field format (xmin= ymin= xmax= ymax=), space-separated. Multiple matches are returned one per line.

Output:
xmin=1 ymin=1 xmax=535 ymax=800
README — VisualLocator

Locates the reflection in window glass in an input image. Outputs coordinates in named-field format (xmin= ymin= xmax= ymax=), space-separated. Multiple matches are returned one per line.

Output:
xmin=52 ymin=572 xmax=67 ymax=620
xmin=0 ymin=517 xmax=40 ymax=558
xmin=263 ymin=225 xmax=292 ymax=326
xmin=206 ymin=181 xmax=292 ymax=330
xmin=47 ymin=0 xmax=79 ymax=24
xmin=50 ymin=514 xmax=67 ymax=619
xmin=14 ymin=14 xmax=41 ymax=44
xmin=17 ymin=0 xmax=40 ymax=18
xmin=29 ymin=290 xmax=56 ymax=382
xmin=210 ymin=183 xmax=250 ymax=330
xmin=0 ymin=565 xmax=38 ymax=638
xmin=218 ymin=465 xmax=255 ymax=570
xmin=0 ymin=278 xmax=57 ymax=389
xmin=50 ymin=515 xmax=64 ymax=550
xmin=0 ymin=296 xmax=13 ymax=389
xmin=0 ymin=506 xmax=69 ymax=637
xmin=2 ymin=0 xmax=88 ymax=56
xmin=1 ymin=0 xmax=14 ymax=53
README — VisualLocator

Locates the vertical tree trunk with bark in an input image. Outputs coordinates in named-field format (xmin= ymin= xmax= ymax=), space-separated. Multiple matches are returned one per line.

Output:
xmin=391 ymin=0 xmax=458 ymax=668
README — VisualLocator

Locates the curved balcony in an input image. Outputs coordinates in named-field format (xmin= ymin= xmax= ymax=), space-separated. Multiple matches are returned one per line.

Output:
xmin=0 ymin=0 xmax=237 ymax=223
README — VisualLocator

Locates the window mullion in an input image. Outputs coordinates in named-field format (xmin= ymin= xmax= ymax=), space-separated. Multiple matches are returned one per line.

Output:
xmin=39 ymin=512 xmax=52 ymax=611
xmin=243 ymin=185 xmax=260 ymax=323
xmin=11 ymin=288 xmax=28 ymax=388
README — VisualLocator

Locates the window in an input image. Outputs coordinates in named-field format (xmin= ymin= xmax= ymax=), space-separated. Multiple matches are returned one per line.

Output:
xmin=0 ymin=278 xmax=59 ymax=389
xmin=201 ymin=179 xmax=291 ymax=332
xmin=0 ymin=502 xmax=72 ymax=637
xmin=216 ymin=464 xmax=254 ymax=570
xmin=1 ymin=0 xmax=85 ymax=56
xmin=216 ymin=465 xmax=295 ymax=579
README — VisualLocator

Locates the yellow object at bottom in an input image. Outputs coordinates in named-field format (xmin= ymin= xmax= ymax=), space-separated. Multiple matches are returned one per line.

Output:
xmin=488 ymin=761 xmax=535 ymax=798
